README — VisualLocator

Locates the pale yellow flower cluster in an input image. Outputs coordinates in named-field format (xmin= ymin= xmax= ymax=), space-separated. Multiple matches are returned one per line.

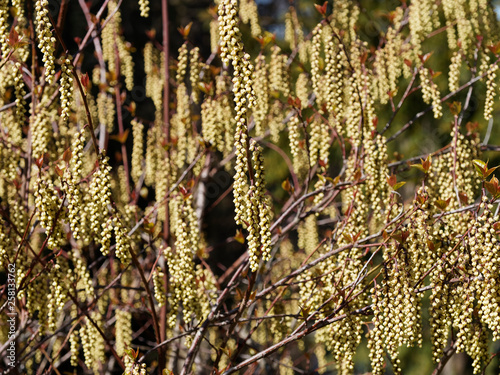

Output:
xmin=152 ymin=267 xmax=166 ymax=307
xmin=167 ymin=193 xmax=205 ymax=326
xmin=80 ymin=312 xmax=105 ymax=373
xmin=252 ymin=55 xmax=268 ymax=136
xmin=115 ymin=309 xmax=132 ymax=357
xmin=34 ymin=177 xmax=65 ymax=249
xmin=239 ymin=0 xmax=261 ymax=37
xmin=0 ymin=0 xmax=9 ymax=57
xmin=102 ymin=1 xmax=135 ymax=90
xmin=131 ymin=119 xmax=144 ymax=184
xmin=35 ymin=0 xmax=56 ymax=84
xmin=60 ymin=57 xmax=74 ymax=124
xmin=138 ymin=0 xmax=149 ymax=18
xmin=420 ymin=67 xmax=442 ymax=119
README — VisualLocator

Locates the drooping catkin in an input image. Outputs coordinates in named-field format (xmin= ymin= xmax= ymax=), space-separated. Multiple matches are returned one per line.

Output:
xmin=176 ymin=43 xmax=189 ymax=84
xmin=190 ymin=47 xmax=201 ymax=103
xmin=295 ymin=72 xmax=309 ymax=109
xmin=145 ymin=42 xmax=164 ymax=110
xmin=97 ymin=91 xmax=115 ymax=132
xmin=60 ymin=57 xmax=74 ymax=125
xmin=152 ymin=267 xmax=166 ymax=307
xmin=31 ymin=86 xmax=58 ymax=159
xmin=420 ymin=67 xmax=442 ymax=119
xmin=114 ymin=216 xmax=132 ymax=265
xmin=288 ymin=114 xmax=307 ymax=176
xmin=12 ymin=62 xmax=27 ymax=124
xmin=46 ymin=260 xmax=69 ymax=331
xmin=74 ymin=254 xmax=95 ymax=303
xmin=35 ymin=0 xmax=56 ymax=84
xmin=167 ymin=194 xmax=202 ymax=326
xmin=115 ymin=309 xmax=132 ymax=357
xmin=145 ymin=126 xmax=158 ymax=187
xmin=210 ymin=17 xmax=219 ymax=53
xmin=131 ymin=119 xmax=144 ymax=184
xmin=173 ymin=83 xmax=191 ymax=169
xmin=218 ymin=0 xmax=257 ymax=226
xmin=247 ymin=140 xmax=272 ymax=271
xmin=138 ymin=0 xmax=150 ymax=18
xmin=80 ymin=312 xmax=105 ymax=373
xmin=63 ymin=129 xmax=88 ymax=241
xmin=201 ymin=96 xmax=223 ymax=152
xmin=34 ymin=176 xmax=66 ymax=249
xmin=0 ymin=216 xmax=11 ymax=268
xmin=239 ymin=0 xmax=261 ymax=37
xmin=269 ymin=45 xmax=289 ymax=97
xmin=448 ymin=51 xmax=462 ymax=93
xmin=69 ymin=329 xmax=79 ymax=367
xmin=252 ymin=55 xmax=269 ymax=136
xmin=102 ymin=1 xmax=135 ymax=90
xmin=0 ymin=0 xmax=9 ymax=57
xmin=484 ymin=58 xmax=498 ymax=120
xmin=88 ymin=153 xmax=112 ymax=243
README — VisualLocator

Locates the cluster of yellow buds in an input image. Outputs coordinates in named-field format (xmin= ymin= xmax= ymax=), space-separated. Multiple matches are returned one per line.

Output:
xmin=114 ymin=217 xmax=132 ymax=265
xmin=12 ymin=62 xmax=27 ymax=123
xmin=152 ymin=267 xmax=166 ymax=307
xmin=448 ymin=51 xmax=462 ymax=93
xmin=239 ymin=0 xmax=261 ymax=37
xmin=35 ymin=0 xmax=56 ymax=84
xmin=89 ymin=154 xmax=112 ymax=238
xmin=138 ymin=0 xmax=150 ymax=18
xmin=247 ymin=140 xmax=272 ymax=271
xmin=0 ymin=0 xmax=9 ymax=57
xmin=46 ymin=261 xmax=68 ymax=331
xmin=63 ymin=129 xmax=86 ymax=241
xmin=252 ymin=55 xmax=268 ymax=136
xmin=97 ymin=91 xmax=115 ymax=132
xmin=102 ymin=1 xmax=135 ymax=90
xmin=0 ymin=216 xmax=11 ymax=268
xmin=420 ymin=67 xmax=442 ymax=118
xmin=484 ymin=59 xmax=498 ymax=120
xmin=218 ymin=0 xmax=259 ymax=230
xmin=60 ymin=57 xmax=74 ymax=124
xmin=115 ymin=309 xmax=132 ymax=357
xmin=34 ymin=176 xmax=65 ymax=249
xmin=80 ymin=313 xmax=105 ymax=373
xmin=167 ymin=194 xmax=202 ymax=326
xmin=131 ymin=119 xmax=144 ymax=184
xmin=269 ymin=46 xmax=289 ymax=97
xmin=190 ymin=47 xmax=201 ymax=103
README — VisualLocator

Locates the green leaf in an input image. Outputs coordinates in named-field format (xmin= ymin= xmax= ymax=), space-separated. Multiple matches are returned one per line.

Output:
xmin=472 ymin=159 xmax=487 ymax=178
xmin=392 ymin=181 xmax=406 ymax=191
xmin=124 ymin=347 xmax=136 ymax=360
xmin=411 ymin=163 xmax=427 ymax=173
xmin=484 ymin=166 xmax=499 ymax=179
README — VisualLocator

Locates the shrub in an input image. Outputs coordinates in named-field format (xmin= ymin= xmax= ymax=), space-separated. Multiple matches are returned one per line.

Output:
xmin=1 ymin=0 xmax=500 ymax=374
